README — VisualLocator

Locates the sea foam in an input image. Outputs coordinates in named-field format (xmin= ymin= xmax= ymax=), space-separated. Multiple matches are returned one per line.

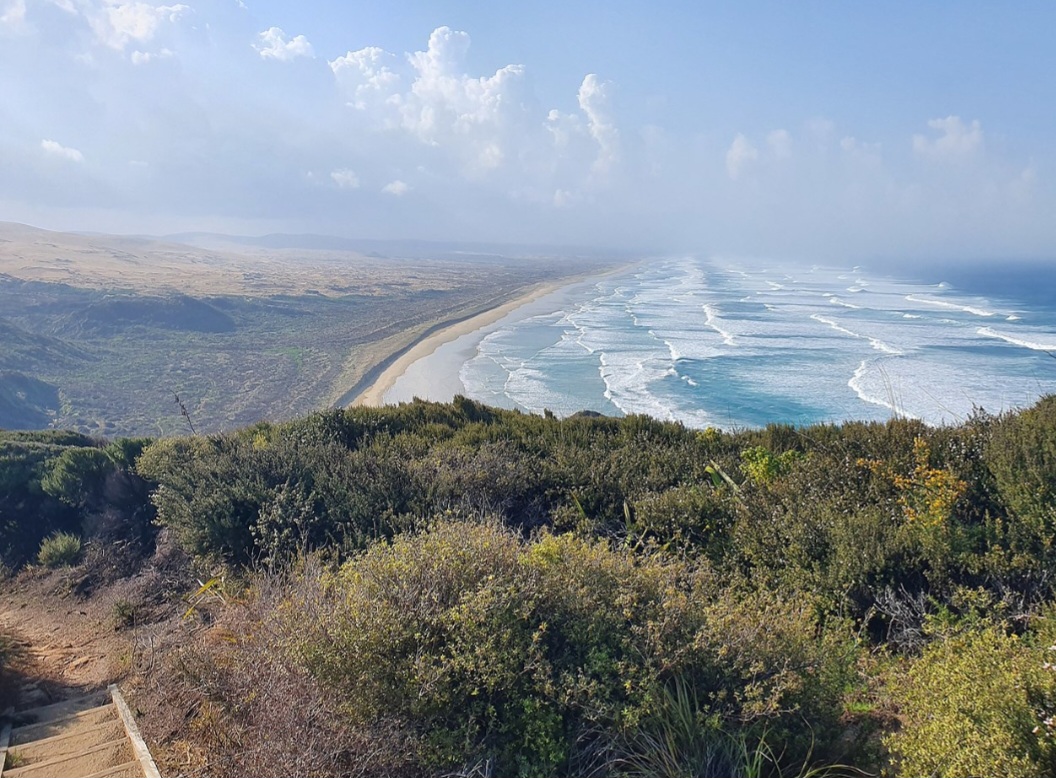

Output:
xmin=452 ymin=257 xmax=1056 ymax=428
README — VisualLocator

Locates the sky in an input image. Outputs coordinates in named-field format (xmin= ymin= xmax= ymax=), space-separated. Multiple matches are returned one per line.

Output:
xmin=1 ymin=0 xmax=1054 ymax=260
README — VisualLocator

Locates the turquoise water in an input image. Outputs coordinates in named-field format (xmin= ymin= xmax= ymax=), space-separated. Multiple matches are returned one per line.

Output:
xmin=458 ymin=257 xmax=1056 ymax=428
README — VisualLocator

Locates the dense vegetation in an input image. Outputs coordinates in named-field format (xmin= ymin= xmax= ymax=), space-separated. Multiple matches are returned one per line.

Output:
xmin=6 ymin=396 xmax=1056 ymax=776
xmin=0 ymin=248 xmax=596 ymax=436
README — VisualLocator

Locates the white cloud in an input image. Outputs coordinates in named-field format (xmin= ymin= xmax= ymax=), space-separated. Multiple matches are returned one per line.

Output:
xmin=0 ymin=0 xmax=26 ymax=27
xmin=41 ymin=139 xmax=84 ymax=162
xmin=577 ymin=74 xmax=619 ymax=175
xmin=398 ymin=26 xmax=527 ymax=170
xmin=767 ymin=129 xmax=792 ymax=159
xmin=327 ymin=27 xmax=534 ymax=176
xmin=553 ymin=188 xmax=582 ymax=208
xmin=130 ymin=47 xmax=171 ymax=64
xmin=254 ymin=27 xmax=314 ymax=61
xmin=840 ymin=135 xmax=882 ymax=165
xmin=545 ymin=108 xmax=579 ymax=149
xmin=725 ymin=134 xmax=758 ymax=180
xmin=329 ymin=46 xmax=401 ymax=111
xmin=89 ymin=2 xmax=190 ymax=51
xmin=327 ymin=27 xmax=625 ymax=191
xmin=913 ymin=116 xmax=983 ymax=158
xmin=330 ymin=168 xmax=359 ymax=189
xmin=382 ymin=180 xmax=409 ymax=195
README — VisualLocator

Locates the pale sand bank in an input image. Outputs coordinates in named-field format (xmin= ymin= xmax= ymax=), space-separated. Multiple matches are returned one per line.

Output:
xmin=353 ymin=282 xmax=572 ymax=407
xmin=353 ymin=264 xmax=638 ymax=408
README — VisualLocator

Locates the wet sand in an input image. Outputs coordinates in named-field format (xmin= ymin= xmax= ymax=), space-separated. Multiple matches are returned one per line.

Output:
xmin=352 ymin=263 xmax=639 ymax=407
xmin=352 ymin=281 xmax=572 ymax=406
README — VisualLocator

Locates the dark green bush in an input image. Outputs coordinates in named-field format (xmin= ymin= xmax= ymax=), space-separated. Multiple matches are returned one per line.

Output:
xmin=288 ymin=520 xmax=852 ymax=776
xmin=981 ymin=397 xmax=1056 ymax=594
xmin=37 ymin=531 xmax=82 ymax=567
xmin=0 ymin=435 xmax=88 ymax=568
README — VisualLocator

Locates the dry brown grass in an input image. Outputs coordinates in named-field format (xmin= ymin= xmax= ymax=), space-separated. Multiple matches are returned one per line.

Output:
xmin=0 ymin=222 xmax=484 ymax=298
xmin=134 ymin=564 xmax=425 ymax=778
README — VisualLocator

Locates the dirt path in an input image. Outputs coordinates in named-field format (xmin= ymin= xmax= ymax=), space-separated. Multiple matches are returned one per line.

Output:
xmin=0 ymin=572 xmax=132 ymax=709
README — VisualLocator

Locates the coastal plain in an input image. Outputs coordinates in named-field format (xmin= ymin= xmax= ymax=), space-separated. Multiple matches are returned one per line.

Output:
xmin=0 ymin=222 xmax=616 ymax=436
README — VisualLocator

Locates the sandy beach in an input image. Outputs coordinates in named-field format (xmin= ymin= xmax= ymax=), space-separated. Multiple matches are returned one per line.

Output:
xmin=352 ymin=281 xmax=573 ymax=407
xmin=352 ymin=264 xmax=637 ymax=408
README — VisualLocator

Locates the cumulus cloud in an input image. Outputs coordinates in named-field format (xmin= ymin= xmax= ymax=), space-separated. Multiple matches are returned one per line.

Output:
xmin=382 ymin=180 xmax=409 ymax=195
xmin=577 ymin=74 xmax=619 ymax=174
xmin=329 ymin=27 xmax=542 ymax=177
xmin=326 ymin=26 xmax=625 ymax=194
xmin=725 ymin=134 xmax=758 ymax=180
xmin=398 ymin=26 xmax=527 ymax=170
xmin=545 ymin=108 xmax=579 ymax=149
xmin=41 ymin=139 xmax=84 ymax=162
xmin=913 ymin=116 xmax=983 ymax=158
xmin=88 ymin=2 xmax=190 ymax=51
xmin=330 ymin=168 xmax=359 ymax=189
xmin=254 ymin=27 xmax=314 ymax=61
xmin=329 ymin=46 xmax=401 ymax=111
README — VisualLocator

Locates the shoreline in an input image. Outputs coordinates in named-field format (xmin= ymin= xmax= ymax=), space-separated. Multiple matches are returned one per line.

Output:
xmin=351 ymin=263 xmax=637 ymax=408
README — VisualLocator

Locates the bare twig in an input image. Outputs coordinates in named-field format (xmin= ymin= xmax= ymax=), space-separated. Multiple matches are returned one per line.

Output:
xmin=172 ymin=392 xmax=197 ymax=435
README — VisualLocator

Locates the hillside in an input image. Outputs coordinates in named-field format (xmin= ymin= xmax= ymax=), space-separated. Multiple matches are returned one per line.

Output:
xmin=4 ymin=397 xmax=1056 ymax=776
xmin=0 ymin=223 xmax=608 ymax=436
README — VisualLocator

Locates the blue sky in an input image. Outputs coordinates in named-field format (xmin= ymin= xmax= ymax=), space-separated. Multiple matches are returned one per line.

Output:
xmin=1 ymin=1 xmax=1054 ymax=260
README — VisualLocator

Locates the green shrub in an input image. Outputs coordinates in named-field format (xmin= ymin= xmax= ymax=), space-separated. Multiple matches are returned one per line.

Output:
xmin=981 ymin=397 xmax=1056 ymax=592
xmin=112 ymin=599 xmax=137 ymax=628
xmin=987 ymin=396 xmax=1056 ymax=528
xmin=0 ymin=437 xmax=84 ymax=569
xmin=607 ymin=687 xmax=855 ymax=778
xmin=37 ymin=531 xmax=82 ymax=567
xmin=289 ymin=520 xmax=852 ymax=776
xmin=885 ymin=623 xmax=1055 ymax=777
xmin=40 ymin=446 xmax=114 ymax=508
xmin=740 ymin=445 xmax=802 ymax=484
xmin=628 ymin=484 xmax=734 ymax=559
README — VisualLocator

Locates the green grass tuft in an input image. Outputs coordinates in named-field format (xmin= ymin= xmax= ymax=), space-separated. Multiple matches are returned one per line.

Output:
xmin=37 ymin=531 xmax=82 ymax=568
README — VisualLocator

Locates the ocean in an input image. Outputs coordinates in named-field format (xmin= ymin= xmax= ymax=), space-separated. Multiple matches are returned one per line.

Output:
xmin=392 ymin=257 xmax=1056 ymax=429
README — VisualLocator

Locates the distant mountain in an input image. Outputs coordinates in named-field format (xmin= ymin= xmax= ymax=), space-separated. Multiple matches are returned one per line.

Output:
xmin=163 ymin=231 xmax=627 ymax=261
xmin=0 ymin=220 xmax=628 ymax=265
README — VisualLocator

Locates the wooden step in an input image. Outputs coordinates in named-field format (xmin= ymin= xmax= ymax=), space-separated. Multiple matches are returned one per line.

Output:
xmin=10 ymin=705 xmax=116 ymax=746
xmin=4 ymin=737 xmax=133 ymax=778
xmin=77 ymin=760 xmax=144 ymax=776
xmin=11 ymin=719 xmax=126 ymax=761
xmin=83 ymin=761 xmax=145 ymax=778
xmin=10 ymin=692 xmax=110 ymax=728
xmin=1 ymin=686 xmax=158 ymax=778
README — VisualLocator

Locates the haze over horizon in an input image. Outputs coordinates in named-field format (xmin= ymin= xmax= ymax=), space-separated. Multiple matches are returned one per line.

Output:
xmin=2 ymin=1 xmax=1054 ymax=262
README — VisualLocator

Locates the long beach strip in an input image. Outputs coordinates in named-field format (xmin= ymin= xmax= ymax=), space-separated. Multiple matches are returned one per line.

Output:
xmin=351 ymin=262 xmax=639 ymax=408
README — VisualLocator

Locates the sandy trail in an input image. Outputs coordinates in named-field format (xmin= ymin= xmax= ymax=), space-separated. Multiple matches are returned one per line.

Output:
xmin=0 ymin=575 xmax=131 ymax=708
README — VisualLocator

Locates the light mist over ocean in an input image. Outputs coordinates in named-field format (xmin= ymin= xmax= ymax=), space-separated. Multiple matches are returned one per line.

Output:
xmin=446 ymin=257 xmax=1056 ymax=429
